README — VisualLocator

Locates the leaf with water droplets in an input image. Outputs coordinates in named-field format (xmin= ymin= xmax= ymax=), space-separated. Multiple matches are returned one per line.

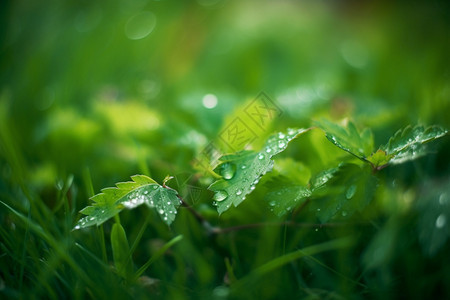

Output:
xmin=209 ymin=128 xmax=309 ymax=214
xmin=74 ymin=175 xmax=181 ymax=229
xmin=264 ymin=176 xmax=311 ymax=216
xmin=309 ymin=163 xmax=378 ymax=223
xmin=371 ymin=125 xmax=448 ymax=167
xmin=315 ymin=119 xmax=374 ymax=161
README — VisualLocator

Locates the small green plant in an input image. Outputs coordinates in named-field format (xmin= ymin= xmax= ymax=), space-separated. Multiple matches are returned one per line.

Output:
xmin=72 ymin=119 xmax=447 ymax=296
xmin=75 ymin=120 xmax=447 ymax=228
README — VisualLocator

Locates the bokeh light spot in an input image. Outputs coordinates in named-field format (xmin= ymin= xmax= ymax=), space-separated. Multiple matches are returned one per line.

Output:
xmin=125 ymin=11 xmax=156 ymax=40
xmin=202 ymin=94 xmax=218 ymax=109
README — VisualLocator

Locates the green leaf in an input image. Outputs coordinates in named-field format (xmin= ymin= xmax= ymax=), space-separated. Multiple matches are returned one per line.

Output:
xmin=111 ymin=223 xmax=134 ymax=280
xmin=265 ymin=176 xmax=311 ymax=216
xmin=366 ymin=149 xmax=392 ymax=169
xmin=208 ymin=128 xmax=309 ymax=214
xmin=315 ymin=119 xmax=374 ymax=160
xmin=309 ymin=163 xmax=378 ymax=223
xmin=378 ymin=125 xmax=448 ymax=166
xmin=265 ymin=165 xmax=340 ymax=217
xmin=74 ymin=175 xmax=181 ymax=229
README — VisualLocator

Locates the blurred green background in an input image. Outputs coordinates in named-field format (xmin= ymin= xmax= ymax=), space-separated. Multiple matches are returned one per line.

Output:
xmin=0 ymin=0 xmax=449 ymax=299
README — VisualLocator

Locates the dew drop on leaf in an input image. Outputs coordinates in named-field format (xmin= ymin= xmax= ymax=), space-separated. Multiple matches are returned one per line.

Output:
xmin=266 ymin=147 xmax=272 ymax=153
xmin=278 ymin=140 xmax=286 ymax=149
xmin=220 ymin=163 xmax=236 ymax=180
xmin=436 ymin=214 xmax=446 ymax=229
xmin=213 ymin=190 xmax=228 ymax=201
xmin=158 ymin=209 xmax=164 ymax=215
xmin=341 ymin=211 xmax=348 ymax=217
xmin=258 ymin=153 xmax=265 ymax=160
xmin=236 ymin=189 xmax=242 ymax=196
xmin=278 ymin=132 xmax=285 ymax=139
xmin=346 ymin=185 xmax=357 ymax=199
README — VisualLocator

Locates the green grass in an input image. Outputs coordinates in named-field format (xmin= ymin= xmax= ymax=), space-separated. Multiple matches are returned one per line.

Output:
xmin=1 ymin=0 xmax=450 ymax=299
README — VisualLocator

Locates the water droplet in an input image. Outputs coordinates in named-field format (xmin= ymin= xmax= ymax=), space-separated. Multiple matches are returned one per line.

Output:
xmin=315 ymin=228 xmax=319 ymax=232
xmin=219 ymin=163 xmax=236 ymax=180
xmin=250 ymin=185 xmax=255 ymax=190
xmin=89 ymin=217 xmax=95 ymax=221
xmin=269 ymin=200 xmax=276 ymax=207
xmin=439 ymin=193 xmax=448 ymax=205
xmin=167 ymin=202 xmax=171 ymax=205
xmin=346 ymin=185 xmax=357 ymax=199
xmin=317 ymin=208 xmax=321 ymax=212
xmin=74 ymin=225 xmax=81 ymax=230
xmin=287 ymin=128 xmax=295 ymax=136
xmin=213 ymin=190 xmax=228 ymax=201
xmin=265 ymin=147 xmax=272 ymax=153
xmin=236 ymin=189 xmax=242 ymax=196
xmin=436 ymin=214 xmax=446 ymax=229
xmin=341 ymin=211 xmax=348 ymax=217
xmin=278 ymin=132 xmax=285 ymax=139
xmin=158 ymin=209 xmax=164 ymax=215
xmin=258 ymin=153 xmax=265 ymax=160
xmin=153 ymin=185 xmax=158 ymax=189
xmin=241 ymin=165 xmax=247 ymax=169
xmin=212 ymin=201 xmax=218 ymax=206
xmin=278 ymin=140 xmax=286 ymax=149
xmin=253 ymin=178 xmax=260 ymax=185
xmin=163 ymin=216 xmax=168 ymax=221
xmin=144 ymin=190 xmax=149 ymax=195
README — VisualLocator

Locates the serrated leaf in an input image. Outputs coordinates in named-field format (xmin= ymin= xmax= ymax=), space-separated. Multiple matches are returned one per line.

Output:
xmin=309 ymin=164 xmax=378 ymax=223
xmin=366 ymin=149 xmax=391 ymax=169
xmin=315 ymin=119 xmax=374 ymax=160
xmin=208 ymin=128 xmax=309 ymax=214
xmin=265 ymin=165 xmax=340 ymax=217
xmin=74 ymin=175 xmax=181 ymax=229
xmin=378 ymin=125 xmax=448 ymax=166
